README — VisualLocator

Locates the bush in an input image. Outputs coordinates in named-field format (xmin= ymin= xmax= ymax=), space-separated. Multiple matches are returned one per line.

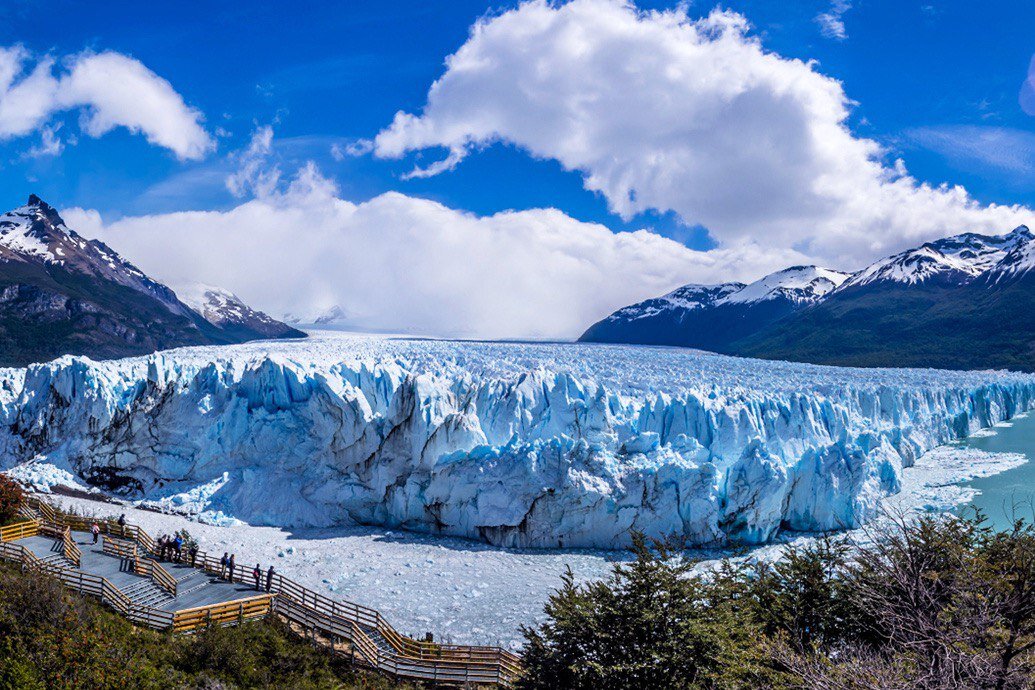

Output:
xmin=519 ymin=536 xmax=769 ymax=689
xmin=0 ymin=475 xmax=24 ymax=526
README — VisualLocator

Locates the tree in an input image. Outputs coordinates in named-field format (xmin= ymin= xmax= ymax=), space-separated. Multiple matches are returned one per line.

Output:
xmin=0 ymin=475 xmax=24 ymax=526
xmin=518 ymin=535 xmax=767 ymax=690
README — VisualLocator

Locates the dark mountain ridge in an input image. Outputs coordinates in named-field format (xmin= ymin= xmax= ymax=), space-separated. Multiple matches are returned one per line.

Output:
xmin=0 ymin=196 xmax=303 ymax=367
xmin=581 ymin=225 xmax=1035 ymax=371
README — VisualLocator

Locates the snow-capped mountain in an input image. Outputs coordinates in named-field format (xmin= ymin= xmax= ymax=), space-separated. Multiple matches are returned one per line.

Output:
xmin=584 ymin=225 xmax=1035 ymax=370
xmin=721 ymin=265 xmax=850 ymax=305
xmin=0 ymin=195 xmax=304 ymax=366
xmin=283 ymin=304 xmax=348 ymax=327
xmin=0 ymin=195 xmax=190 ymax=316
xmin=178 ymin=284 xmax=304 ymax=341
xmin=842 ymin=226 xmax=1032 ymax=289
xmin=580 ymin=265 xmax=849 ymax=353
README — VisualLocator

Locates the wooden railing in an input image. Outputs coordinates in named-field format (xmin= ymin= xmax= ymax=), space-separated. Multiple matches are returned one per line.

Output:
xmin=102 ymin=535 xmax=137 ymax=560
xmin=134 ymin=558 xmax=178 ymax=597
xmin=61 ymin=526 xmax=81 ymax=567
xmin=16 ymin=495 xmax=523 ymax=686
xmin=173 ymin=594 xmax=273 ymax=633
xmin=0 ymin=518 xmax=39 ymax=542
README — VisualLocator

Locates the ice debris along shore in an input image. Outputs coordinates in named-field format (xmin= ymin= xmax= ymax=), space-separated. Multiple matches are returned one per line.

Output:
xmin=3 ymin=331 xmax=1035 ymax=549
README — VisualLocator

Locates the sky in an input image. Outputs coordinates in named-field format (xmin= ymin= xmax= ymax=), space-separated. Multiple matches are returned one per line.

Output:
xmin=0 ymin=0 xmax=1033 ymax=339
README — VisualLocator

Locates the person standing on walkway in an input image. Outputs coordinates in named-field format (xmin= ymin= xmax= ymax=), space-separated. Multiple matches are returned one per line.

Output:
xmin=117 ymin=513 xmax=126 ymax=537
xmin=253 ymin=564 xmax=261 ymax=591
xmin=174 ymin=534 xmax=183 ymax=562
xmin=265 ymin=566 xmax=274 ymax=593
xmin=189 ymin=544 xmax=198 ymax=568
xmin=91 ymin=522 xmax=100 ymax=544
xmin=220 ymin=552 xmax=228 ymax=580
xmin=228 ymin=554 xmax=236 ymax=583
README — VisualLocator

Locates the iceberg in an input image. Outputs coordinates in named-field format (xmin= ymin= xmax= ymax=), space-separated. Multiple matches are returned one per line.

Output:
xmin=1 ymin=332 xmax=1033 ymax=549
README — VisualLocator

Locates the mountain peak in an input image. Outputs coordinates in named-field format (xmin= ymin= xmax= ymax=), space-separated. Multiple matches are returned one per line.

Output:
xmin=22 ymin=194 xmax=66 ymax=229
xmin=720 ymin=265 xmax=851 ymax=305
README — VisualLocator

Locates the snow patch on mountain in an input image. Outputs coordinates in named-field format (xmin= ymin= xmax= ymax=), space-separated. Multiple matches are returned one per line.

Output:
xmin=720 ymin=265 xmax=851 ymax=305
xmin=844 ymin=226 xmax=1034 ymax=289
xmin=605 ymin=283 xmax=743 ymax=322
xmin=2 ymin=332 xmax=1033 ymax=549
xmin=178 ymin=283 xmax=281 ymax=330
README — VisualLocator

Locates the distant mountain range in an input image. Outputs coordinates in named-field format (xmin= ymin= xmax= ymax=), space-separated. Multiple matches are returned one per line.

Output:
xmin=581 ymin=225 xmax=1035 ymax=371
xmin=0 ymin=196 xmax=303 ymax=366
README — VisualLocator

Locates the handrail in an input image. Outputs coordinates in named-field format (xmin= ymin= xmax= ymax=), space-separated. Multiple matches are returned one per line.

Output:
xmin=0 ymin=519 xmax=39 ymax=542
xmin=102 ymin=535 xmax=137 ymax=560
xmin=61 ymin=526 xmax=82 ymax=567
xmin=134 ymin=558 xmax=177 ymax=597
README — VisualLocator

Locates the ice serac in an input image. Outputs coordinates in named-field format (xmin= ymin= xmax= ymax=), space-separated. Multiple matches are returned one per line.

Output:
xmin=2 ymin=335 xmax=1034 ymax=549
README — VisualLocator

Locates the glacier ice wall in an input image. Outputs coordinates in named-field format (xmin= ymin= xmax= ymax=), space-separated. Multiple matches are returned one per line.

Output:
xmin=2 ymin=334 xmax=1034 ymax=549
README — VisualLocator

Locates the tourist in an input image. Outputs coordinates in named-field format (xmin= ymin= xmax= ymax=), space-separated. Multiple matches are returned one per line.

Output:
xmin=174 ymin=534 xmax=183 ymax=562
xmin=266 ymin=565 xmax=274 ymax=593
xmin=117 ymin=513 xmax=126 ymax=537
xmin=253 ymin=564 xmax=261 ymax=591
xmin=90 ymin=522 xmax=100 ymax=544
xmin=228 ymin=554 xmax=236 ymax=582
xmin=189 ymin=544 xmax=198 ymax=568
xmin=220 ymin=552 xmax=229 ymax=579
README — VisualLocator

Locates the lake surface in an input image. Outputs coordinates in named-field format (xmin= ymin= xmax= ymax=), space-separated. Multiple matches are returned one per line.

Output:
xmin=962 ymin=413 xmax=1035 ymax=529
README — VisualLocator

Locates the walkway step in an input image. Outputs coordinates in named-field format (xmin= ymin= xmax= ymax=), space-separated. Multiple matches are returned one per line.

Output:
xmin=39 ymin=552 xmax=76 ymax=570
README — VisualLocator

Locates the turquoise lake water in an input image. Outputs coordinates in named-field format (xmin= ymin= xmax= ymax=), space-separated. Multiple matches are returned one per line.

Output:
xmin=961 ymin=412 xmax=1035 ymax=530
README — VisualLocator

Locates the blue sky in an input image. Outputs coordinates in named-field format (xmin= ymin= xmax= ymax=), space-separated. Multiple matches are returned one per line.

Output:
xmin=0 ymin=0 xmax=1033 ymax=338
xmin=2 ymin=0 xmax=1031 ymax=233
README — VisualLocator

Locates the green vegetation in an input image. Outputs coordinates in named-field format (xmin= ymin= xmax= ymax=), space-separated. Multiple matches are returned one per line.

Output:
xmin=0 ymin=475 xmax=24 ymax=527
xmin=0 ymin=560 xmax=407 ymax=690
xmin=520 ymin=515 xmax=1035 ymax=690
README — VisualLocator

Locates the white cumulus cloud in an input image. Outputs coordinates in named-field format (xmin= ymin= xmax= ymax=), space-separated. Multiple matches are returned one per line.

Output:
xmin=0 ymin=46 xmax=213 ymax=160
xmin=373 ymin=0 xmax=1032 ymax=269
xmin=63 ymin=164 xmax=805 ymax=340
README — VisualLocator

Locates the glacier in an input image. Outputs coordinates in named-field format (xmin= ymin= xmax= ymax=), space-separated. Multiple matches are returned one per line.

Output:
xmin=2 ymin=331 xmax=1035 ymax=549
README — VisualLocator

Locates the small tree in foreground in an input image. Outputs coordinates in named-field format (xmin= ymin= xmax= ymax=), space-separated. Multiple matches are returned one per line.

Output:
xmin=518 ymin=535 xmax=768 ymax=690
xmin=0 ymin=475 xmax=24 ymax=526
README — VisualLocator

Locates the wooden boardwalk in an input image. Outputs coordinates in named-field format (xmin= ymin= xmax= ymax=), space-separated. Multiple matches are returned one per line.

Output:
xmin=15 ymin=531 xmax=266 ymax=612
xmin=0 ymin=497 xmax=523 ymax=687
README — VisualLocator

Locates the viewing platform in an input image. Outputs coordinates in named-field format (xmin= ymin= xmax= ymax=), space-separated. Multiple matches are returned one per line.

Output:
xmin=15 ymin=531 xmax=265 ymax=613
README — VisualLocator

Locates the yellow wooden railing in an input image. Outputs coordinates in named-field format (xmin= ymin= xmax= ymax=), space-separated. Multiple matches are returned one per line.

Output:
xmin=102 ymin=535 xmax=137 ymax=560
xmin=61 ymin=526 xmax=81 ymax=567
xmin=173 ymin=594 xmax=273 ymax=633
xmin=0 ymin=519 xmax=39 ymax=542
xmin=134 ymin=557 xmax=178 ymax=597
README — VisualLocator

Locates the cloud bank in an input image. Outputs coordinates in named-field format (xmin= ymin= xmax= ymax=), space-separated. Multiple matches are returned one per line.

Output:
xmin=373 ymin=0 xmax=1031 ymax=268
xmin=0 ymin=46 xmax=213 ymax=160
xmin=64 ymin=164 xmax=804 ymax=340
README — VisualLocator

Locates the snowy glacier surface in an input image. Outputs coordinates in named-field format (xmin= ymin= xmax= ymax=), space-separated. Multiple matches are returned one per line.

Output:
xmin=3 ymin=331 xmax=1035 ymax=548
